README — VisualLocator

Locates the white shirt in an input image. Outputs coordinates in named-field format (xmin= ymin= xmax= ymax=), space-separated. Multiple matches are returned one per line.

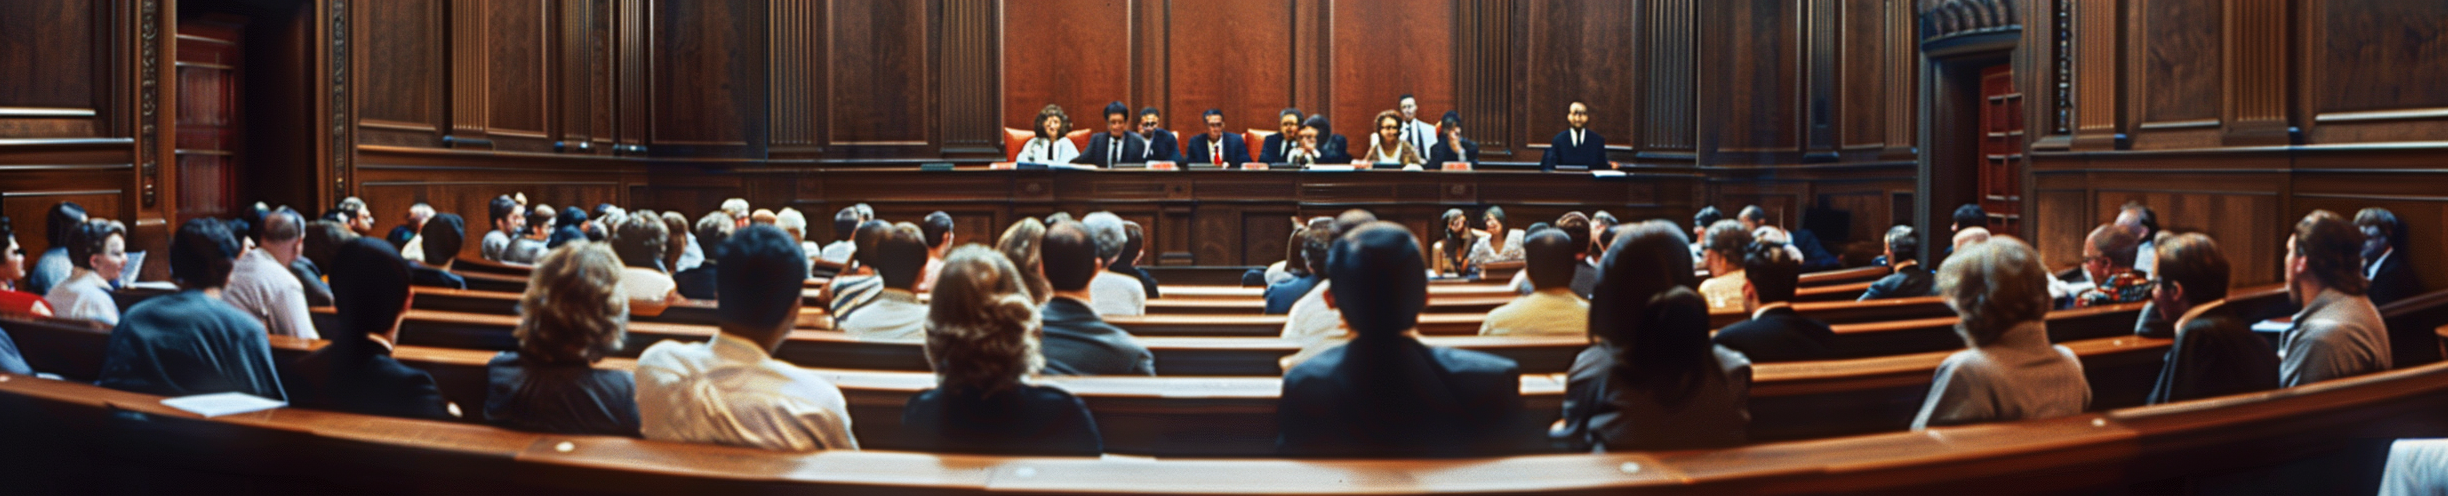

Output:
xmin=1402 ymin=118 xmax=1437 ymax=158
xmin=675 ymin=232 xmax=706 ymax=271
xmin=1088 ymin=271 xmax=1146 ymax=317
xmin=1016 ymin=137 xmax=1080 ymax=163
xmin=819 ymin=240 xmax=856 ymax=265
xmin=1480 ymin=288 xmax=1589 ymax=337
xmin=223 ymin=249 xmax=319 ymax=340
xmin=836 ymin=289 xmax=925 ymax=341
xmin=1468 ymin=229 xmax=1528 ymax=265
xmin=46 ymin=268 xmax=119 ymax=327
xmin=2367 ymin=247 xmax=2394 ymax=280
xmin=1279 ymin=281 xmax=1346 ymax=369
xmin=619 ymin=266 xmax=677 ymax=304
xmin=1699 ymin=272 xmax=1747 ymax=311
xmin=634 ymin=333 xmax=860 ymax=452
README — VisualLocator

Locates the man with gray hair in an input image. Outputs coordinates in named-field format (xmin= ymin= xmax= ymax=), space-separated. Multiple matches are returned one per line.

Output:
xmin=225 ymin=207 xmax=319 ymax=339
xmin=1080 ymin=212 xmax=1146 ymax=316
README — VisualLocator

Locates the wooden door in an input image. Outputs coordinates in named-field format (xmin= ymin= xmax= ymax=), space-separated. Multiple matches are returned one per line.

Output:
xmin=175 ymin=18 xmax=244 ymax=221
xmin=1977 ymin=64 xmax=2022 ymax=235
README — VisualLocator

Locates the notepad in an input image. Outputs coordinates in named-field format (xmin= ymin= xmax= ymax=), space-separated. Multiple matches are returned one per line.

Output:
xmin=161 ymin=392 xmax=286 ymax=418
xmin=1590 ymin=170 xmax=1626 ymax=178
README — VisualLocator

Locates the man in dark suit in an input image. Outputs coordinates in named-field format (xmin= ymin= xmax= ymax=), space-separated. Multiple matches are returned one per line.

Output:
xmin=1860 ymin=225 xmax=1935 ymax=301
xmin=1425 ymin=110 xmax=1480 ymax=169
xmin=1538 ymin=101 xmax=1608 ymax=171
xmin=2140 ymin=233 xmax=2278 ymax=404
xmin=1136 ymin=107 xmax=1183 ymax=163
xmin=1073 ymin=101 xmax=1147 ymax=168
xmin=1038 ymin=220 xmax=1155 ymax=375
xmin=1288 ymin=115 xmax=1352 ymax=166
xmin=1277 ymin=222 xmax=1523 ymax=457
xmin=408 ymin=213 xmax=468 ymax=290
xmin=1183 ymin=109 xmax=1251 ymax=166
xmin=2357 ymin=207 xmax=2420 ymax=307
xmin=1257 ymin=108 xmax=1304 ymax=165
xmin=1711 ymin=240 xmax=1835 ymax=362
xmin=287 ymin=237 xmax=456 ymax=420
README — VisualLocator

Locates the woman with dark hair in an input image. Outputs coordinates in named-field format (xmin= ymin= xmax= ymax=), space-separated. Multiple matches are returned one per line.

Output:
xmin=1430 ymin=208 xmax=1480 ymax=276
xmin=1017 ymin=104 xmax=1081 ymax=164
xmin=287 ymin=237 xmax=456 ymax=420
xmin=903 ymin=246 xmax=1101 ymax=456
xmin=45 ymin=218 xmax=127 ymax=326
xmin=1357 ymin=110 xmax=1425 ymax=169
xmin=611 ymin=213 xmax=678 ymax=307
xmin=488 ymin=242 xmax=639 ymax=436
xmin=1558 ymin=220 xmax=1751 ymax=451
xmin=994 ymin=217 xmax=1053 ymax=304
xmin=0 ymin=218 xmax=54 ymax=317
xmin=24 ymin=201 xmax=86 ymax=296
xmin=1470 ymin=206 xmax=1526 ymax=265
xmin=1287 ymin=115 xmax=1351 ymax=166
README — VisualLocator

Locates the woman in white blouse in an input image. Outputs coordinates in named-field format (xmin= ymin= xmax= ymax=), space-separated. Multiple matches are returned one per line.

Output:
xmin=1358 ymin=110 xmax=1424 ymax=170
xmin=1016 ymin=104 xmax=1080 ymax=164
xmin=46 ymin=219 xmax=126 ymax=326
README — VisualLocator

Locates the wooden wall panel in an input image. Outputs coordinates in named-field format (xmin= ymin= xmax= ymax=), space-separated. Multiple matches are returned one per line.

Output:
xmin=1327 ymin=0 xmax=1454 ymax=143
xmin=2128 ymin=0 xmax=2220 ymax=149
xmin=1523 ymin=0 xmax=1634 ymax=155
xmin=487 ymin=0 xmax=550 ymax=139
xmin=1703 ymin=0 xmax=1799 ymax=162
xmin=828 ymin=0 xmax=933 ymax=147
xmin=1163 ymin=1 xmax=1295 ymax=140
xmin=359 ymin=0 xmax=443 ymax=138
xmin=0 ymin=2 xmax=104 ymax=139
xmin=2305 ymin=1 xmax=2448 ymax=144
xmin=1001 ymin=0 xmax=1131 ymax=131
xmin=1837 ymin=0 xmax=1885 ymax=150
xmin=651 ymin=0 xmax=764 ymax=153
xmin=1638 ymin=0 xmax=1697 ymax=154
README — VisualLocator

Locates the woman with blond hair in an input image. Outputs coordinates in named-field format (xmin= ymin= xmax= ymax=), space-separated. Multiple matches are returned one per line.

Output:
xmin=995 ymin=217 xmax=1053 ymax=304
xmin=902 ymin=246 xmax=1101 ymax=456
xmin=486 ymin=242 xmax=640 ymax=436
xmin=1912 ymin=237 xmax=2090 ymax=429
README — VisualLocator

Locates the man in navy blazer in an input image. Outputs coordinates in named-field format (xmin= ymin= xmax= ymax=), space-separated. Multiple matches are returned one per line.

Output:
xmin=1425 ymin=110 xmax=1480 ymax=169
xmin=1137 ymin=107 xmax=1184 ymax=163
xmin=1073 ymin=101 xmax=1147 ymax=168
xmin=1257 ymin=108 xmax=1303 ymax=164
xmin=1538 ymin=101 xmax=1609 ymax=171
xmin=1183 ymin=109 xmax=1251 ymax=166
xmin=1276 ymin=222 xmax=1524 ymax=457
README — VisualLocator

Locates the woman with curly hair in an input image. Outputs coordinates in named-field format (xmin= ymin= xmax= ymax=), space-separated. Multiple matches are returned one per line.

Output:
xmin=901 ymin=245 xmax=1101 ymax=456
xmin=486 ymin=242 xmax=640 ymax=436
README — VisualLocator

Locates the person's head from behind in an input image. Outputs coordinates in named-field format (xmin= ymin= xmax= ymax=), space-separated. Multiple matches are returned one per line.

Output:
xmin=2354 ymin=207 xmax=2406 ymax=260
xmin=527 ymin=204 xmax=557 ymax=237
xmin=611 ymin=213 xmax=669 ymax=271
xmin=1743 ymin=239 xmax=1802 ymax=309
xmin=1299 ymin=217 xmax=1338 ymax=276
xmin=1103 ymin=101 xmax=1132 ymax=137
xmin=168 ymin=218 xmax=236 ymax=290
xmin=71 ymin=218 xmax=129 ymax=276
xmin=867 ymin=225 xmax=929 ymax=291
xmin=719 ymin=199 xmax=750 ymax=223
xmin=1040 ymin=221 xmax=1099 ymax=294
xmin=1327 ymin=222 xmax=1428 ymax=339
xmin=1701 ymin=219 xmax=1749 ymax=273
xmin=1883 ymin=225 xmax=1918 ymax=265
xmin=833 ymin=206 xmax=861 ymax=243
xmin=924 ymin=245 xmax=1042 ymax=395
xmin=1299 ymin=115 xmax=1332 ymax=147
xmin=303 ymin=220 xmax=356 ymax=271
xmin=749 ymin=209 xmax=777 ymax=227
xmin=1035 ymin=104 xmax=1070 ymax=140
xmin=1278 ymin=108 xmax=1305 ymax=136
xmin=996 ymin=217 xmax=1052 ymax=303
xmin=261 ymin=207 xmax=306 ymax=264
xmin=45 ymin=201 xmax=88 ymax=250
xmin=659 ymin=211 xmax=690 ymax=271
xmin=329 ymin=237 xmax=414 ymax=343
xmin=1554 ymin=212 xmax=1593 ymax=261
xmin=1080 ymin=212 xmax=1126 ymax=268
xmin=1691 ymin=206 xmax=1723 ymax=240
xmin=420 ymin=213 xmax=466 ymax=267
xmin=1953 ymin=203 xmax=1987 ymax=233
xmin=921 ymin=211 xmax=954 ymax=254
xmin=775 ymin=208 xmax=808 ymax=242
xmin=693 ymin=211 xmax=736 ymax=261
xmin=2151 ymin=233 xmax=2230 ymax=321
xmin=1523 ymin=229 xmax=1577 ymax=291
xmin=518 ymin=242 xmax=628 ymax=366
xmin=2287 ymin=210 xmax=2368 ymax=304
xmin=2116 ymin=202 xmax=2159 ymax=240
xmin=1589 ymin=221 xmax=1707 ymax=393
xmin=489 ymin=195 xmax=525 ymax=235
xmin=1119 ymin=220 xmax=1148 ymax=267
xmin=560 ymin=205 xmax=589 ymax=232
xmin=1734 ymin=206 xmax=1767 ymax=230
xmin=1937 ymin=237 xmax=2051 ymax=348
xmin=1333 ymin=209 xmax=1377 ymax=235
xmin=407 ymin=203 xmax=436 ymax=229
xmin=2083 ymin=223 xmax=2140 ymax=282
xmin=716 ymin=225 xmax=807 ymax=350
xmin=847 ymin=219 xmax=892 ymax=270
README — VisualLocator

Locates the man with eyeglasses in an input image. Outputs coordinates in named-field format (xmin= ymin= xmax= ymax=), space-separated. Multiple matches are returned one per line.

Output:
xmin=1182 ymin=109 xmax=1251 ymax=166
xmin=2060 ymin=223 xmax=2151 ymax=309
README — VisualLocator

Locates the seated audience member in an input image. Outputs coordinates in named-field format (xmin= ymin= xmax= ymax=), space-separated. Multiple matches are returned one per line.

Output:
xmin=2279 ymin=210 xmax=2392 ymax=387
xmin=0 ymin=326 xmax=25 ymax=375
xmin=672 ymin=212 xmax=735 ymax=301
xmin=1266 ymin=222 xmax=1331 ymax=315
xmin=1480 ymin=229 xmax=1590 ymax=337
xmin=2114 ymin=202 xmax=2160 ymax=274
xmin=776 ymin=208 xmax=820 ymax=265
xmin=1688 ymin=206 xmax=1724 ymax=265
xmin=1278 ymin=222 xmax=1524 ymax=457
xmin=46 ymin=219 xmax=127 ymax=326
xmin=1426 ymin=111 xmax=1481 ymax=169
xmin=824 ymin=219 xmax=895 ymax=321
xmin=2062 ymin=223 xmax=2149 ymax=308
xmin=1036 ymin=220 xmax=1156 ymax=376
xmin=1081 ymin=212 xmax=1147 ymax=316
xmin=547 ymin=206 xmax=588 ymax=249
xmin=1255 ymin=216 xmax=1327 ymax=287
xmin=1281 ymin=210 xmax=1378 ymax=367
xmin=296 ymin=220 xmax=351 ymax=306
xmin=501 ymin=205 xmax=552 ymax=265
xmin=1430 ymin=208 xmax=1481 ymax=276
xmin=905 ymin=246 xmax=1104 ymax=456
xmin=612 ymin=213 xmax=678 ymax=305
xmin=1712 ymin=241 xmax=1833 ymax=362
xmin=1183 ymin=109 xmax=1251 ymax=166
xmin=636 ymin=225 xmax=858 ymax=451
xmin=407 ymin=213 xmax=468 ymax=289
xmin=2356 ymin=207 xmax=2419 ymax=307
xmin=389 ymin=202 xmax=435 ymax=257
xmin=2141 ymin=233 xmax=2278 ymax=405
xmin=749 ymin=208 xmax=777 ymax=227
xmin=820 ymin=206 xmax=862 ymax=264
xmin=1357 ymin=110 xmax=1425 ymax=169
xmin=1016 ymin=104 xmax=1081 ymax=164
xmin=996 ymin=217 xmax=1053 ymax=304
xmin=95 ymin=218 xmax=286 ymax=401
xmin=1137 ymin=107 xmax=1183 ymax=163
xmin=1073 ymin=102 xmax=1147 ymax=168
xmin=336 ymin=196 xmax=376 ymax=237
xmin=1257 ymin=108 xmax=1305 ymax=164
xmin=1913 ymin=237 xmax=2090 ymax=429
xmin=917 ymin=211 xmax=954 ymax=292
xmin=1735 ymin=206 xmax=1837 ymax=270
xmin=1469 ymin=206 xmax=1525 ymax=266
xmin=288 ymin=238 xmax=456 ymax=420
xmin=720 ymin=199 xmax=751 ymax=227
xmin=1946 ymin=203 xmax=1987 ymax=256
xmin=224 ymin=207 xmax=318 ymax=339
xmin=1953 ymin=226 xmax=1992 ymax=250
xmin=1695 ymin=219 xmax=1752 ymax=311
xmin=482 ymin=195 xmax=525 ymax=262
xmin=488 ymin=242 xmax=641 ymax=436
xmin=1561 ymin=220 xmax=1750 ymax=451
xmin=659 ymin=211 xmax=694 ymax=276
xmin=0 ymin=218 xmax=54 ymax=317
xmin=1859 ymin=225 xmax=1935 ymax=300
xmin=837 ymin=225 xmax=929 ymax=341
xmin=1112 ymin=220 xmax=1161 ymax=298
xmin=24 ymin=201 xmax=87 ymax=296
xmin=1287 ymin=115 xmax=1353 ymax=166
xmin=1538 ymin=101 xmax=1607 ymax=171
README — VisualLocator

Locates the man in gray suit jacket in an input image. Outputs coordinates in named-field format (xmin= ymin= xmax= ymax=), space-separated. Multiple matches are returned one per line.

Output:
xmin=2278 ymin=210 xmax=2392 ymax=387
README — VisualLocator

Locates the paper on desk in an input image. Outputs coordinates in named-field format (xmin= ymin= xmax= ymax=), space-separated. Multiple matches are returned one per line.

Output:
xmin=1590 ymin=170 xmax=1625 ymax=178
xmin=161 ymin=392 xmax=286 ymax=417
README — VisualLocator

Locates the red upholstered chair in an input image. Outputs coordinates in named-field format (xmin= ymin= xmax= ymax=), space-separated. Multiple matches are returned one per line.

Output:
xmin=1002 ymin=127 xmax=1034 ymax=162
xmin=1245 ymin=129 xmax=1275 ymax=161
xmin=1066 ymin=129 xmax=1092 ymax=153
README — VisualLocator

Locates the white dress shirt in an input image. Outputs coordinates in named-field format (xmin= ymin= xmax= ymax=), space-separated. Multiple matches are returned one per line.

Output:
xmin=46 ymin=268 xmax=119 ymax=327
xmin=1089 ymin=271 xmax=1147 ymax=317
xmin=836 ymin=289 xmax=925 ymax=341
xmin=1278 ymin=281 xmax=1347 ymax=369
xmin=1402 ymin=118 xmax=1437 ymax=158
xmin=819 ymin=240 xmax=856 ymax=265
xmin=1017 ymin=137 xmax=1080 ymax=163
xmin=619 ymin=266 xmax=678 ymax=303
xmin=1699 ymin=271 xmax=1747 ymax=311
xmin=634 ymin=333 xmax=860 ymax=452
xmin=224 ymin=249 xmax=319 ymax=339
xmin=1468 ymin=229 xmax=1528 ymax=265
xmin=1479 ymin=288 xmax=1590 ymax=337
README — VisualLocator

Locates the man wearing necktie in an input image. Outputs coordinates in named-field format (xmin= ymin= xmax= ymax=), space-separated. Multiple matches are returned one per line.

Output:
xmin=1184 ymin=109 xmax=1251 ymax=166
xmin=1398 ymin=95 xmax=1437 ymax=159
xmin=1137 ymin=107 xmax=1184 ymax=163
xmin=1538 ymin=101 xmax=1609 ymax=172
xmin=1258 ymin=108 xmax=1304 ymax=164
xmin=1072 ymin=101 xmax=1147 ymax=168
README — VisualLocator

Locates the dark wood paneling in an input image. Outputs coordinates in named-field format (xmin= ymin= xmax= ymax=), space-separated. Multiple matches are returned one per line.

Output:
xmin=2128 ymin=0 xmax=2220 ymax=150
xmin=1001 ymin=0 xmax=1130 ymax=131
xmin=651 ymin=0 xmax=764 ymax=153
xmin=1638 ymin=0 xmax=1697 ymax=155
xmin=487 ymin=0 xmax=550 ymax=139
xmin=1838 ymin=0 xmax=1885 ymax=150
xmin=359 ymin=0 xmax=443 ymax=136
xmin=1327 ymin=0 xmax=1453 ymax=142
xmin=2305 ymin=1 xmax=2448 ymax=144
xmin=1703 ymin=0 xmax=1799 ymax=162
xmin=0 ymin=2 xmax=105 ymax=139
xmin=1164 ymin=0 xmax=1295 ymax=142
xmin=827 ymin=0 xmax=933 ymax=147
xmin=1524 ymin=0 xmax=1634 ymax=155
